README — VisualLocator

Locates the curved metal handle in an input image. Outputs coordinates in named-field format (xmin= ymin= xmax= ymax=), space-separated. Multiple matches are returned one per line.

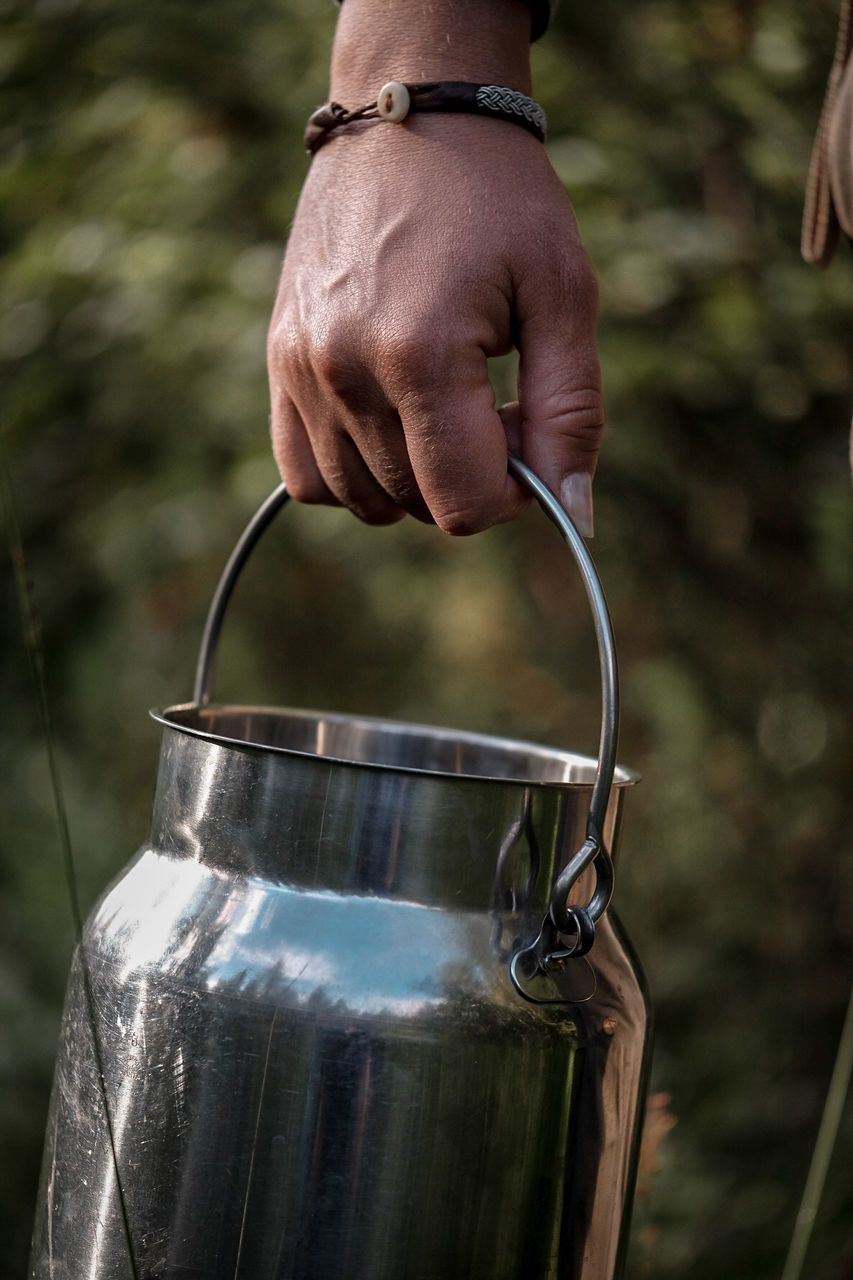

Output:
xmin=507 ymin=457 xmax=618 ymax=965
xmin=193 ymin=457 xmax=619 ymax=957
xmin=193 ymin=483 xmax=291 ymax=707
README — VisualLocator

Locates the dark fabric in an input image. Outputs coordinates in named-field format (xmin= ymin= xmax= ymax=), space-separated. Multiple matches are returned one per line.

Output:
xmin=526 ymin=0 xmax=553 ymax=41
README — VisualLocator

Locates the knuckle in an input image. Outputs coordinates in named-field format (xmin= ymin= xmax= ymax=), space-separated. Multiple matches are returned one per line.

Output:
xmin=312 ymin=338 xmax=361 ymax=396
xmin=268 ymin=318 xmax=364 ymax=400
xmin=267 ymin=312 xmax=300 ymax=368
xmin=555 ymin=386 xmax=605 ymax=428
xmin=529 ymin=388 xmax=605 ymax=457
xmin=376 ymin=321 xmax=441 ymax=388
xmin=266 ymin=315 xmax=285 ymax=362
xmin=569 ymin=259 xmax=600 ymax=313
xmin=525 ymin=233 xmax=600 ymax=317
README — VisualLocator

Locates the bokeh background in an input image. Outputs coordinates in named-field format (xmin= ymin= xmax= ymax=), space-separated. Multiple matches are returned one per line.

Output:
xmin=3 ymin=0 xmax=853 ymax=1275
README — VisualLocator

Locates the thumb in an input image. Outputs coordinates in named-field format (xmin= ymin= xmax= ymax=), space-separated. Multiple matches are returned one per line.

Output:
xmin=516 ymin=264 xmax=604 ymax=537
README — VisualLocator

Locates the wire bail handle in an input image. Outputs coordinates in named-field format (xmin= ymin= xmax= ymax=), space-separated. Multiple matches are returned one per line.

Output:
xmin=506 ymin=457 xmax=618 ymax=969
xmin=193 ymin=455 xmax=620 ymax=961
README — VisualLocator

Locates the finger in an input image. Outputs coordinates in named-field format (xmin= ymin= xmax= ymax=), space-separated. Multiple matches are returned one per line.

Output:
xmin=392 ymin=344 xmax=529 ymax=535
xmin=284 ymin=330 xmax=430 ymax=523
xmin=337 ymin=405 xmax=433 ymax=523
xmin=270 ymin=393 xmax=341 ymax=506
xmin=298 ymin=405 xmax=407 ymax=526
xmin=516 ymin=257 xmax=604 ymax=537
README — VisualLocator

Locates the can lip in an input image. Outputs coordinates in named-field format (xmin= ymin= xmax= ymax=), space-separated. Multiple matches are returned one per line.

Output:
xmin=151 ymin=702 xmax=641 ymax=790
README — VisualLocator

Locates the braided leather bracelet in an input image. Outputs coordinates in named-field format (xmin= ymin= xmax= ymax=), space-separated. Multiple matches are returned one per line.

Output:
xmin=304 ymin=80 xmax=547 ymax=153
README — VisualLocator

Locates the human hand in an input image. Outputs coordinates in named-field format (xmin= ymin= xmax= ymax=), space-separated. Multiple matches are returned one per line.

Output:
xmin=267 ymin=0 xmax=603 ymax=536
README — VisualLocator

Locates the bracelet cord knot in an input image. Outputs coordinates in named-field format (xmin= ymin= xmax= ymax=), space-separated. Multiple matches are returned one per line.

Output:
xmin=304 ymin=80 xmax=547 ymax=153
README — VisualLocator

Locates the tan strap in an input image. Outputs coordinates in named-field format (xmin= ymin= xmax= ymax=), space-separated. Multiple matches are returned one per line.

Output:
xmin=802 ymin=0 xmax=853 ymax=268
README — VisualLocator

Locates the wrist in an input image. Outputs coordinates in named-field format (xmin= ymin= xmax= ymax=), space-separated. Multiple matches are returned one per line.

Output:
xmin=330 ymin=0 xmax=533 ymax=102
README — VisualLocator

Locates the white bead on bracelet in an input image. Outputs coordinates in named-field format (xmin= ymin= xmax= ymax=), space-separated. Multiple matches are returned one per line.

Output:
xmin=376 ymin=81 xmax=412 ymax=123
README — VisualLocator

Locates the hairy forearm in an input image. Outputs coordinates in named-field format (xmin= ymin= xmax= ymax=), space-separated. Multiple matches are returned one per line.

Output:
xmin=330 ymin=0 xmax=534 ymax=101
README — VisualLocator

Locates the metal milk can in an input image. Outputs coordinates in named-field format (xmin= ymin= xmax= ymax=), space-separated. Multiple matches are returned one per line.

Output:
xmin=30 ymin=458 xmax=651 ymax=1280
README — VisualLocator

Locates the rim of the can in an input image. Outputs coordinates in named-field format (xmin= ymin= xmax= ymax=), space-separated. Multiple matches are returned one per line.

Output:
xmin=151 ymin=702 xmax=641 ymax=790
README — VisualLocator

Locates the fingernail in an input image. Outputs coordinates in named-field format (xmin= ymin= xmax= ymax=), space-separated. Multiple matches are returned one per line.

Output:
xmin=560 ymin=472 xmax=595 ymax=538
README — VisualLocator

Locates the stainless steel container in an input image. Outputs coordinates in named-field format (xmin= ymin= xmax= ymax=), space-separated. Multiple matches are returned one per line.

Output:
xmin=31 ymin=459 xmax=651 ymax=1280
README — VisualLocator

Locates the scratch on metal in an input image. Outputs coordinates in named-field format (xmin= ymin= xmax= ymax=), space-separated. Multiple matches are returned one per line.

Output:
xmin=233 ymin=1007 xmax=279 ymax=1279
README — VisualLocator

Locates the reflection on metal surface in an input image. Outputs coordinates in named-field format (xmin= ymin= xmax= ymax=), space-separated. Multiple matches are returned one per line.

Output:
xmin=32 ymin=464 xmax=649 ymax=1280
xmin=31 ymin=708 xmax=650 ymax=1279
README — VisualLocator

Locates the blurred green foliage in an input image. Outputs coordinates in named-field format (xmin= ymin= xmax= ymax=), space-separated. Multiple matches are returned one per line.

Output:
xmin=2 ymin=0 xmax=852 ymax=1275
